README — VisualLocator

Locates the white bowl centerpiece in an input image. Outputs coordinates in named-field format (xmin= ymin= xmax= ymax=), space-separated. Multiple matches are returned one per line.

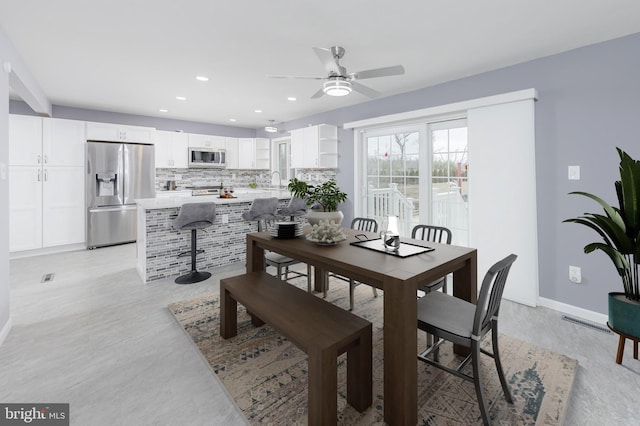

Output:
xmin=305 ymin=220 xmax=347 ymax=245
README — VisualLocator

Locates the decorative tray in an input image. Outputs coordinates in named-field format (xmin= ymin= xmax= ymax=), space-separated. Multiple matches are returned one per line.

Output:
xmin=350 ymin=238 xmax=434 ymax=258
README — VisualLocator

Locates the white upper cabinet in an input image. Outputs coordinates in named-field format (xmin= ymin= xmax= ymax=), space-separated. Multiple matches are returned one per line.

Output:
xmin=255 ymin=138 xmax=270 ymax=169
xmin=225 ymin=137 xmax=239 ymax=169
xmin=9 ymin=114 xmax=43 ymax=166
xmin=237 ymin=138 xmax=255 ymax=169
xmin=9 ymin=115 xmax=86 ymax=167
xmin=235 ymin=138 xmax=270 ymax=169
xmin=154 ymin=131 xmax=189 ymax=168
xmin=291 ymin=124 xmax=337 ymax=169
xmin=188 ymin=133 xmax=226 ymax=149
xmin=86 ymin=121 xmax=155 ymax=143
xmin=42 ymin=118 xmax=86 ymax=167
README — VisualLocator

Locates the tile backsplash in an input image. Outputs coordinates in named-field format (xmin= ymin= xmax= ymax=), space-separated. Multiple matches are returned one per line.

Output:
xmin=155 ymin=168 xmax=336 ymax=191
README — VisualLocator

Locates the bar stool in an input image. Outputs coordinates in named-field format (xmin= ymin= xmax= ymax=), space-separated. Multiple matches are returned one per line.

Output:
xmin=277 ymin=196 xmax=308 ymax=221
xmin=173 ymin=202 xmax=216 ymax=284
xmin=241 ymin=197 xmax=278 ymax=231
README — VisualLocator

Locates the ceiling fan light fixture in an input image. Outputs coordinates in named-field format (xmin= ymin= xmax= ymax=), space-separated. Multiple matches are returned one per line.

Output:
xmin=323 ymin=80 xmax=352 ymax=96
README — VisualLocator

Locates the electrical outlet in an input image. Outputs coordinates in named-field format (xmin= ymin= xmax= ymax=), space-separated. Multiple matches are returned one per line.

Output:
xmin=568 ymin=166 xmax=580 ymax=180
xmin=569 ymin=266 xmax=582 ymax=283
xmin=222 ymin=214 xmax=229 ymax=224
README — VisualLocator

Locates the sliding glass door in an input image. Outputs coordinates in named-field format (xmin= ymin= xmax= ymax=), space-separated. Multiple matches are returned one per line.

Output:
xmin=360 ymin=119 xmax=468 ymax=245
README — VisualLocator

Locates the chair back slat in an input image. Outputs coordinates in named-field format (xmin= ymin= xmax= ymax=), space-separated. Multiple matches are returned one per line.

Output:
xmin=473 ymin=254 xmax=517 ymax=336
xmin=351 ymin=217 xmax=378 ymax=233
xmin=411 ymin=224 xmax=452 ymax=244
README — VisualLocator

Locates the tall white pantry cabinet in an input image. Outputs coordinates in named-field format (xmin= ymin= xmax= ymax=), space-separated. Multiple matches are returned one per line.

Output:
xmin=9 ymin=115 xmax=85 ymax=252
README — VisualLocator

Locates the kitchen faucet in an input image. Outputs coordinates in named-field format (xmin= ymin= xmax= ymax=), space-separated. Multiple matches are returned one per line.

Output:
xmin=270 ymin=170 xmax=282 ymax=188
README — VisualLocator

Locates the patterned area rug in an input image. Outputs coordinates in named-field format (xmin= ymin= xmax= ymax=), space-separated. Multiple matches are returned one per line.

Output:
xmin=169 ymin=276 xmax=577 ymax=425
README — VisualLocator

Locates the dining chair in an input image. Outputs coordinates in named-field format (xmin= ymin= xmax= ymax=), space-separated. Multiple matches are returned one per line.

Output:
xmin=243 ymin=197 xmax=311 ymax=290
xmin=328 ymin=217 xmax=379 ymax=310
xmin=411 ymin=224 xmax=452 ymax=295
xmin=416 ymin=253 xmax=517 ymax=426
xmin=412 ymin=224 xmax=453 ymax=358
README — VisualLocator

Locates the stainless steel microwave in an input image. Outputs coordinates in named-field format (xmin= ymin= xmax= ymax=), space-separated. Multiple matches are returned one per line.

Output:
xmin=188 ymin=147 xmax=226 ymax=168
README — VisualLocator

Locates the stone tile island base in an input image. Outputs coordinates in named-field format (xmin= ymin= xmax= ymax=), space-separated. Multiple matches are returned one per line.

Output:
xmin=135 ymin=194 xmax=291 ymax=283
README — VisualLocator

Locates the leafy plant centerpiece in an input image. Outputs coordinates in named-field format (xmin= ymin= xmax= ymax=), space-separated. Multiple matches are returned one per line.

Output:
xmin=564 ymin=148 xmax=640 ymax=302
xmin=287 ymin=178 xmax=347 ymax=212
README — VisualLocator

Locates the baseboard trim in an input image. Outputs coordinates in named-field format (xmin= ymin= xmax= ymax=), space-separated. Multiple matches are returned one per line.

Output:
xmin=10 ymin=243 xmax=86 ymax=260
xmin=538 ymin=296 xmax=608 ymax=325
xmin=0 ymin=317 xmax=12 ymax=347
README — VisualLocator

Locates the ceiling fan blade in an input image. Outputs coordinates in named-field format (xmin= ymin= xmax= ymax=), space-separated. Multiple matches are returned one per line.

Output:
xmin=350 ymin=65 xmax=405 ymax=80
xmin=310 ymin=87 xmax=325 ymax=99
xmin=267 ymin=75 xmax=326 ymax=80
xmin=313 ymin=47 xmax=340 ymax=74
xmin=351 ymin=81 xmax=381 ymax=98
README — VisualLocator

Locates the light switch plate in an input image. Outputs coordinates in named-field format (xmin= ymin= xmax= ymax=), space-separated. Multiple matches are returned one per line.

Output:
xmin=568 ymin=166 xmax=580 ymax=180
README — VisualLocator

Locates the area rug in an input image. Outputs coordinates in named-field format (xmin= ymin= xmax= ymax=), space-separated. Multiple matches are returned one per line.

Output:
xmin=169 ymin=277 xmax=577 ymax=425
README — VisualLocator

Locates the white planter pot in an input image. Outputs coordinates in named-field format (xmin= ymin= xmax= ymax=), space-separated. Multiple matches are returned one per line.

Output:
xmin=306 ymin=210 xmax=344 ymax=226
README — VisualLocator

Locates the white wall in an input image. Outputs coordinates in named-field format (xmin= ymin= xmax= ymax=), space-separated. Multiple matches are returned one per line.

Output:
xmin=0 ymin=24 xmax=50 ymax=345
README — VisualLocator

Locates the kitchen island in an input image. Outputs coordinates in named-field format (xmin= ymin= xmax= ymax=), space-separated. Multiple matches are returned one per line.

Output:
xmin=135 ymin=190 xmax=292 ymax=283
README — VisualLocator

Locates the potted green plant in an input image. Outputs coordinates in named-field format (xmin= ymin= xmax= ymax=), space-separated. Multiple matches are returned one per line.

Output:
xmin=287 ymin=177 xmax=347 ymax=225
xmin=564 ymin=147 xmax=640 ymax=341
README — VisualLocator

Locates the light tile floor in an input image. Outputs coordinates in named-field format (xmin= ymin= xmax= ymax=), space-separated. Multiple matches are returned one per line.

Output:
xmin=1 ymin=244 xmax=639 ymax=425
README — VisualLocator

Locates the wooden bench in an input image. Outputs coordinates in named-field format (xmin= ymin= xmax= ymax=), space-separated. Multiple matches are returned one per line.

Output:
xmin=220 ymin=271 xmax=372 ymax=426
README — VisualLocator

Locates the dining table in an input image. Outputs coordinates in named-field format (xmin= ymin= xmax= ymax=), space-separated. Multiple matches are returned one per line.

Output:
xmin=246 ymin=227 xmax=477 ymax=426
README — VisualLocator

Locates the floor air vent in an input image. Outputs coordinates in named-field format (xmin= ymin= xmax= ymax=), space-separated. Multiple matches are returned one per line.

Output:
xmin=41 ymin=273 xmax=55 ymax=283
xmin=561 ymin=315 xmax=611 ymax=334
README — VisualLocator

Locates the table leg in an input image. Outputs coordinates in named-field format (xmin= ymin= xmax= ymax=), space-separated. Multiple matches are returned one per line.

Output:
xmin=453 ymin=254 xmax=477 ymax=356
xmin=383 ymin=276 xmax=417 ymax=425
xmin=246 ymin=236 xmax=265 ymax=273
xmin=245 ymin=235 xmax=265 ymax=325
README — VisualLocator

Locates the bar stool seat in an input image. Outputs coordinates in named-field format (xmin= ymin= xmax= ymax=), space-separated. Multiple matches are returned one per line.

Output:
xmin=173 ymin=202 xmax=216 ymax=284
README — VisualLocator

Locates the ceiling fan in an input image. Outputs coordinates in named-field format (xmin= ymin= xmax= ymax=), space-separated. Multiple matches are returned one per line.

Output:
xmin=268 ymin=46 xmax=405 ymax=99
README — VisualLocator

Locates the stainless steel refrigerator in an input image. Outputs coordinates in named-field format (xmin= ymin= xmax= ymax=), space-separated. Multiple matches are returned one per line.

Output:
xmin=86 ymin=141 xmax=155 ymax=248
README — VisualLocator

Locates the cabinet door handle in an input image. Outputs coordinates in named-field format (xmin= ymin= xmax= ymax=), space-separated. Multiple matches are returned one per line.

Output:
xmin=37 ymin=169 xmax=41 ymax=181
xmin=37 ymin=155 xmax=41 ymax=164
xmin=44 ymin=169 xmax=48 ymax=181
xmin=44 ymin=155 xmax=48 ymax=164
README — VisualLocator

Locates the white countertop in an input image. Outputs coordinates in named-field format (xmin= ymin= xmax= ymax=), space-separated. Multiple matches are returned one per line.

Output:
xmin=136 ymin=189 xmax=291 ymax=209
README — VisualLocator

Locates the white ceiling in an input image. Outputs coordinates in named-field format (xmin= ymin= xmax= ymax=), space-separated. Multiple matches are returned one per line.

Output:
xmin=1 ymin=1 xmax=639 ymax=129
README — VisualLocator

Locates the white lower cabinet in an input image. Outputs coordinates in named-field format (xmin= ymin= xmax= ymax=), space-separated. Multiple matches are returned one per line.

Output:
xmin=42 ymin=167 xmax=85 ymax=247
xmin=9 ymin=167 xmax=43 ymax=251
xmin=9 ymin=165 xmax=85 ymax=252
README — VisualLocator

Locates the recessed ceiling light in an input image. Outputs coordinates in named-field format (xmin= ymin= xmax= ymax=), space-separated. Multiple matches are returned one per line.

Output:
xmin=254 ymin=109 xmax=262 ymax=113
xmin=287 ymin=97 xmax=297 ymax=101
xmin=195 ymin=76 xmax=209 ymax=82
xmin=176 ymin=96 xmax=187 ymax=101
xmin=229 ymin=118 xmax=237 ymax=122
xmin=159 ymin=109 xmax=168 ymax=113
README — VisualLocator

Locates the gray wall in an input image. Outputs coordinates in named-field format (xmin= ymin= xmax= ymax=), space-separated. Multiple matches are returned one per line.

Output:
xmin=9 ymin=101 xmax=257 ymax=138
xmin=275 ymin=33 xmax=640 ymax=315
